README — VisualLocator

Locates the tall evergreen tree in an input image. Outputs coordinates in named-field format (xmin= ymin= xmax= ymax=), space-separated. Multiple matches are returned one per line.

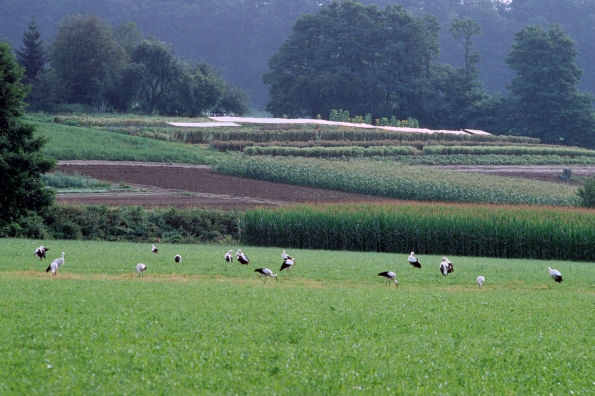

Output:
xmin=0 ymin=42 xmax=55 ymax=233
xmin=14 ymin=18 xmax=47 ymax=84
xmin=506 ymin=24 xmax=595 ymax=147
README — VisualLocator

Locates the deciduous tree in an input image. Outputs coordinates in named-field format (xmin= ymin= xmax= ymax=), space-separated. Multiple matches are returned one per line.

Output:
xmin=263 ymin=1 xmax=441 ymax=121
xmin=50 ymin=14 xmax=127 ymax=107
xmin=505 ymin=24 xmax=595 ymax=147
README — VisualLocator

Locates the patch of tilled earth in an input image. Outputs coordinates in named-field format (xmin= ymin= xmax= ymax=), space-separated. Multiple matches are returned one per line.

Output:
xmin=55 ymin=163 xmax=400 ymax=209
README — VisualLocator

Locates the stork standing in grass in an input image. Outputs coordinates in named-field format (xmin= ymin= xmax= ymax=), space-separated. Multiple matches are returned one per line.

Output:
xmin=378 ymin=271 xmax=399 ymax=287
xmin=443 ymin=257 xmax=454 ymax=273
xmin=34 ymin=246 xmax=49 ymax=260
xmin=281 ymin=250 xmax=293 ymax=261
xmin=408 ymin=252 xmax=421 ymax=268
xmin=280 ymin=258 xmax=295 ymax=273
xmin=236 ymin=249 xmax=250 ymax=265
xmin=224 ymin=250 xmax=233 ymax=263
xmin=174 ymin=254 xmax=182 ymax=263
xmin=151 ymin=244 xmax=159 ymax=254
xmin=136 ymin=263 xmax=147 ymax=277
xmin=548 ymin=267 xmax=563 ymax=283
xmin=439 ymin=257 xmax=454 ymax=276
xmin=254 ymin=268 xmax=278 ymax=282
xmin=477 ymin=276 xmax=485 ymax=288
xmin=46 ymin=252 xmax=65 ymax=277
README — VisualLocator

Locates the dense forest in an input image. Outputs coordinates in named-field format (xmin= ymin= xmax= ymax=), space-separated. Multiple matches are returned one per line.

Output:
xmin=1 ymin=0 xmax=595 ymax=110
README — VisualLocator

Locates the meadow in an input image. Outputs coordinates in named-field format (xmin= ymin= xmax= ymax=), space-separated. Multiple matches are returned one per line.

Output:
xmin=0 ymin=239 xmax=593 ymax=394
xmin=33 ymin=122 xmax=226 ymax=164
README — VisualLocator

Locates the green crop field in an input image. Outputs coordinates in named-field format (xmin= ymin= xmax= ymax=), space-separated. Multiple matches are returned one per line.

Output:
xmin=1 ymin=239 xmax=593 ymax=394
xmin=216 ymin=157 xmax=578 ymax=206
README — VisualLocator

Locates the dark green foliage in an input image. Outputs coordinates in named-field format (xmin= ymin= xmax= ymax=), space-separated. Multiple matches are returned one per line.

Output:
xmin=50 ymin=14 xmax=127 ymax=107
xmin=14 ymin=18 xmax=47 ymax=84
xmin=0 ymin=42 xmax=55 ymax=233
xmin=33 ymin=205 xmax=240 ymax=243
xmin=577 ymin=179 xmax=595 ymax=208
xmin=240 ymin=204 xmax=595 ymax=261
xmin=505 ymin=24 xmax=595 ymax=147
xmin=263 ymin=1 xmax=441 ymax=120
xmin=131 ymin=39 xmax=185 ymax=114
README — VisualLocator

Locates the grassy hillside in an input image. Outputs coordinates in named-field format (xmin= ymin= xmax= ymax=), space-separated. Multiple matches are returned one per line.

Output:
xmin=34 ymin=121 xmax=228 ymax=164
xmin=0 ymin=239 xmax=593 ymax=394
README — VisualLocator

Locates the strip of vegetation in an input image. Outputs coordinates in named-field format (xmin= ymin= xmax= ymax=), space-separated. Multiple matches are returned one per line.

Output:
xmin=243 ymin=145 xmax=416 ymax=157
xmin=424 ymin=145 xmax=595 ymax=156
xmin=35 ymin=122 xmax=226 ymax=164
xmin=214 ymin=157 xmax=578 ymax=206
xmin=174 ymin=128 xmax=540 ymax=144
xmin=42 ymin=171 xmax=111 ymax=189
xmin=211 ymin=139 xmax=561 ymax=152
xmin=397 ymin=154 xmax=595 ymax=166
xmin=240 ymin=203 xmax=595 ymax=261
xmin=4 ymin=205 xmax=239 ymax=243
xmin=238 ymin=144 xmax=595 ymax=159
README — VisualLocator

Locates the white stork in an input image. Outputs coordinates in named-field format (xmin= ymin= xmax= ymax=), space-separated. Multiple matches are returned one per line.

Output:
xmin=254 ymin=268 xmax=278 ymax=283
xmin=477 ymin=276 xmax=485 ymax=288
xmin=151 ymin=244 xmax=159 ymax=254
xmin=34 ymin=246 xmax=49 ymax=260
xmin=378 ymin=271 xmax=399 ymax=287
xmin=46 ymin=252 xmax=65 ymax=277
xmin=280 ymin=258 xmax=295 ymax=273
xmin=136 ymin=263 xmax=147 ymax=277
xmin=439 ymin=257 xmax=454 ymax=276
xmin=548 ymin=267 xmax=563 ymax=283
xmin=224 ymin=250 xmax=233 ymax=263
xmin=408 ymin=252 xmax=421 ymax=268
xmin=174 ymin=254 xmax=182 ymax=263
xmin=236 ymin=249 xmax=250 ymax=265
xmin=281 ymin=250 xmax=293 ymax=260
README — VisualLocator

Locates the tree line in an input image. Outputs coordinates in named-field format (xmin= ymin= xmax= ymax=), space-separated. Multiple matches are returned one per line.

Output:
xmin=264 ymin=1 xmax=595 ymax=148
xmin=15 ymin=15 xmax=249 ymax=116
xmin=2 ymin=0 xmax=595 ymax=110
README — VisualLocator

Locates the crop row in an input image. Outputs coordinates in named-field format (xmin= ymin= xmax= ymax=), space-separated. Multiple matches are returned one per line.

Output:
xmin=423 ymin=145 xmax=595 ymax=156
xmin=243 ymin=145 xmax=416 ymax=157
xmin=174 ymin=129 xmax=540 ymax=144
xmin=239 ymin=203 xmax=595 ymax=261
xmin=238 ymin=145 xmax=595 ymax=158
xmin=396 ymin=154 xmax=595 ymax=166
xmin=214 ymin=157 xmax=577 ymax=206
xmin=210 ymin=139 xmax=560 ymax=152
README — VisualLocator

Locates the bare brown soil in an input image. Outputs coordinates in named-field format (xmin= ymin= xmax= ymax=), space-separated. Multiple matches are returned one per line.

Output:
xmin=55 ymin=161 xmax=398 ymax=209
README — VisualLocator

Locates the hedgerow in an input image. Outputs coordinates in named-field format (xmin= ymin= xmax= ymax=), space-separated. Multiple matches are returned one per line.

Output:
xmin=3 ymin=205 xmax=240 ymax=243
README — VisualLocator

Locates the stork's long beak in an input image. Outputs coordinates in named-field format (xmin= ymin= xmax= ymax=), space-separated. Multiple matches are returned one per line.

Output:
xmin=275 ymin=276 xmax=279 ymax=282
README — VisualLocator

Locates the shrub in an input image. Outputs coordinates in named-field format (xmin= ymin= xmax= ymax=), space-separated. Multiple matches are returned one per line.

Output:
xmin=577 ymin=179 xmax=595 ymax=207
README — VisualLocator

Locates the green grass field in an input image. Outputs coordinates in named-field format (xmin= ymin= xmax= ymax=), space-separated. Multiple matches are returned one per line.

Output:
xmin=33 ymin=122 xmax=228 ymax=164
xmin=1 ymin=239 xmax=593 ymax=394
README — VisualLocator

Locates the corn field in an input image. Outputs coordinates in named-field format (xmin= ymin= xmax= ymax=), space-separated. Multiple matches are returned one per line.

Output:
xmin=239 ymin=203 xmax=595 ymax=261
xmin=214 ymin=157 xmax=578 ymax=206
